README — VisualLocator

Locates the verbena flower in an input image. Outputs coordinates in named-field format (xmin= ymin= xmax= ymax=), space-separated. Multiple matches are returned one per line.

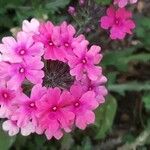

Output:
xmin=100 ymin=6 xmax=135 ymax=40
xmin=0 ymin=18 xmax=107 ymax=140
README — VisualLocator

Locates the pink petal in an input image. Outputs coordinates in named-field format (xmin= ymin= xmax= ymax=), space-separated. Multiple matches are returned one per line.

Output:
xmin=107 ymin=6 xmax=116 ymax=17
xmin=86 ymin=66 xmax=102 ymax=81
xmin=26 ymin=70 xmax=44 ymax=84
xmin=101 ymin=16 xmax=114 ymax=29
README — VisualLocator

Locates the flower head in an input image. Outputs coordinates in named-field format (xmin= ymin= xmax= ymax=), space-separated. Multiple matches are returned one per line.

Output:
xmin=0 ymin=18 xmax=107 ymax=140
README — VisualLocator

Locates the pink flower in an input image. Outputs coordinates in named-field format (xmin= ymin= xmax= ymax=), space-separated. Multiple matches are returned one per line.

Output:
xmin=114 ymin=0 xmax=138 ymax=8
xmin=68 ymin=6 xmax=76 ymax=16
xmin=12 ymin=84 xmax=46 ymax=128
xmin=3 ymin=57 xmax=44 ymax=89
xmin=100 ymin=6 xmax=135 ymax=40
xmin=36 ymin=88 xmax=75 ymax=140
xmin=0 ymin=32 xmax=43 ymax=63
xmin=70 ymin=85 xmax=99 ymax=129
xmin=68 ymin=43 xmax=102 ymax=80
xmin=58 ymin=22 xmax=86 ymax=58
xmin=22 ymin=18 xmax=40 ymax=35
xmin=33 ymin=21 xmax=65 ymax=61
xmin=79 ymin=75 xmax=108 ymax=104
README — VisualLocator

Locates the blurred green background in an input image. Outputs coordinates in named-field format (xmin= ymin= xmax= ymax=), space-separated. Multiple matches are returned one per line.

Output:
xmin=0 ymin=0 xmax=150 ymax=150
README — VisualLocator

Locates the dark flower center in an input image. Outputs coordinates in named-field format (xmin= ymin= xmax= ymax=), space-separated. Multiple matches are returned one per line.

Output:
xmin=43 ymin=60 xmax=75 ymax=90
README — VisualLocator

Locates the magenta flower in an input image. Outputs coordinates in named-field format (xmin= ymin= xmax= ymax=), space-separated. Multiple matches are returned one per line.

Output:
xmin=100 ymin=6 xmax=135 ymax=40
xmin=5 ymin=57 xmax=44 ymax=89
xmin=68 ymin=43 xmax=102 ymax=80
xmin=114 ymin=0 xmax=138 ymax=8
xmin=12 ymin=84 xmax=46 ymax=128
xmin=70 ymin=85 xmax=99 ymax=129
xmin=79 ymin=75 xmax=108 ymax=104
xmin=33 ymin=21 xmax=64 ymax=60
xmin=36 ymin=88 xmax=75 ymax=140
xmin=0 ymin=32 xmax=43 ymax=63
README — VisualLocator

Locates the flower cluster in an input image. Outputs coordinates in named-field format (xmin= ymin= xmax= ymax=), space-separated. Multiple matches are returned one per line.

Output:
xmin=0 ymin=19 xmax=107 ymax=140
xmin=100 ymin=0 xmax=137 ymax=40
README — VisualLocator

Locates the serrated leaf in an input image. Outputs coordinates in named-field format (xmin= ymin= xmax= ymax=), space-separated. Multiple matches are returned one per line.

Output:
xmin=94 ymin=95 xmax=117 ymax=139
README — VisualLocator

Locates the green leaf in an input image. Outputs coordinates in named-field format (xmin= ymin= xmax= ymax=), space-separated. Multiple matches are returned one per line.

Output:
xmin=108 ymin=82 xmax=150 ymax=95
xmin=94 ymin=95 xmax=117 ymax=139
xmin=142 ymin=93 xmax=150 ymax=111
xmin=81 ymin=137 xmax=92 ymax=150
xmin=94 ymin=0 xmax=112 ymax=5
xmin=0 ymin=125 xmax=16 ymax=150
xmin=61 ymin=134 xmax=74 ymax=150
xmin=45 ymin=0 xmax=71 ymax=13
xmin=102 ymin=48 xmax=136 ymax=72
xmin=102 ymin=48 xmax=150 ymax=72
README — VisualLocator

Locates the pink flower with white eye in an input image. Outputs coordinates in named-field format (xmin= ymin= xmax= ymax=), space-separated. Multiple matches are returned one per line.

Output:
xmin=3 ymin=57 xmax=44 ymax=89
xmin=36 ymin=88 xmax=75 ymax=140
xmin=22 ymin=18 xmax=40 ymax=35
xmin=58 ymin=22 xmax=87 ymax=58
xmin=12 ymin=84 xmax=46 ymax=129
xmin=0 ymin=32 xmax=43 ymax=63
xmin=33 ymin=21 xmax=65 ymax=61
xmin=70 ymin=85 xmax=99 ymax=129
xmin=100 ymin=6 xmax=135 ymax=40
xmin=114 ymin=0 xmax=138 ymax=8
xmin=79 ymin=75 xmax=108 ymax=104
xmin=68 ymin=43 xmax=102 ymax=81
